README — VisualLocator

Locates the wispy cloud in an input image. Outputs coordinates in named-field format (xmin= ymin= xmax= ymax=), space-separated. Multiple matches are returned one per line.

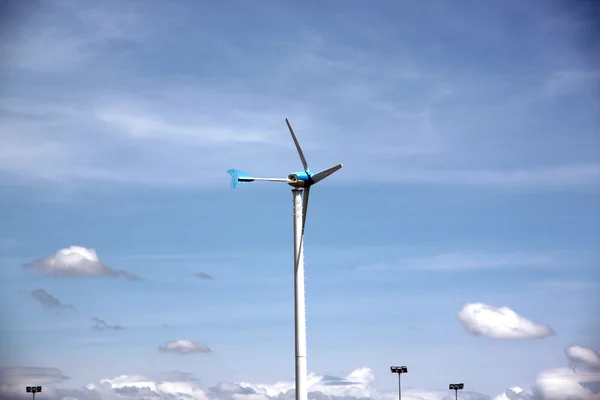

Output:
xmin=92 ymin=317 xmax=124 ymax=331
xmin=194 ymin=272 xmax=213 ymax=280
xmin=1 ymin=0 xmax=146 ymax=73
xmin=529 ymin=280 xmax=599 ymax=292
xmin=358 ymin=252 xmax=559 ymax=272
xmin=373 ymin=164 xmax=600 ymax=189
xmin=0 ymin=2 xmax=597 ymax=192
xmin=30 ymin=289 xmax=76 ymax=311
xmin=0 ymin=367 xmax=70 ymax=386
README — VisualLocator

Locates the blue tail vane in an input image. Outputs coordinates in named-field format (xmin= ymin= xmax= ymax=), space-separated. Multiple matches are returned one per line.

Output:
xmin=227 ymin=169 xmax=254 ymax=188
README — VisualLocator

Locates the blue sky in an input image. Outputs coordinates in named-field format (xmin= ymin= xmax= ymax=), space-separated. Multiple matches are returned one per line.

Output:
xmin=0 ymin=0 xmax=599 ymax=399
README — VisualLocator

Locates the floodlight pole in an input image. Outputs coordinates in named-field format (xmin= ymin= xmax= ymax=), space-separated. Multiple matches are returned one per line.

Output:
xmin=449 ymin=383 xmax=464 ymax=400
xmin=26 ymin=386 xmax=42 ymax=400
xmin=390 ymin=366 xmax=408 ymax=400
xmin=398 ymin=373 xmax=402 ymax=400
xmin=292 ymin=188 xmax=308 ymax=400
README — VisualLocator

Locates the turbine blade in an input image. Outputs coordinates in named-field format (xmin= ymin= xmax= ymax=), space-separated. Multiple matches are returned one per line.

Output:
xmin=310 ymin=163 xmax=343 ymax=184
xmin=227 ymin=169 xmax=254 ymax=188
xmin=285 ymin=118 xmax=309 ymax=172
xmin=251 ymin=177 xmax=290 ymax=183
xmin=302 ymin=186 xmax=310 ymax=235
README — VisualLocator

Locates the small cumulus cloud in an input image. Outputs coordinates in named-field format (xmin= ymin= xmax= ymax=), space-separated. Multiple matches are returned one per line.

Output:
xmin=457 ymin=303 xmax=555 ymax=339
xmin=159 ymin=340 xmax=212 ymax=355
xmin=194 ymin=272 xmax=213 ymax=280
xmin=22 ymin=246 xmax=141 ymax=280
xmin=30 ymin=289 xmax=76 ymax=311
xmin=92 ymin=317 xmax=124 ymax=331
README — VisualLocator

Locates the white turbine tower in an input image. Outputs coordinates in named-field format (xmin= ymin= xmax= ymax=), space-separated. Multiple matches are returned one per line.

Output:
xmin=227 ymin=119 xmax=343 ymax=400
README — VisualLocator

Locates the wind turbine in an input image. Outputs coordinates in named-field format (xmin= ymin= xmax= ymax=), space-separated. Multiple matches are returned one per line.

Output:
xmin=227 ymin=118 xmax=342 ymax=400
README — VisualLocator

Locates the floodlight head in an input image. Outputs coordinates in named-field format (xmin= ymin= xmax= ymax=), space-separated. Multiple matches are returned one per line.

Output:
xmin=390 ymin=366 xmax=408 ymax=374
xmin=26 ymin=387 xmax=31 ymax=393
xmin=458 ymin=383 xmax=464 ymax=389
xmin=37 ymin=386 xmax=42 ymax=392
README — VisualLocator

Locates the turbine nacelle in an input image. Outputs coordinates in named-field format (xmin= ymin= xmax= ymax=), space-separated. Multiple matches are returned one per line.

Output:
xmin=287 ymin=172 xmax=313 ymax=188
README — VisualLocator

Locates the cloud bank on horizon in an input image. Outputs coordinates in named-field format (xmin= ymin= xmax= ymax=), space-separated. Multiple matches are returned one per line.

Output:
xmin=2 ymin=345 xmax=599 ymax=400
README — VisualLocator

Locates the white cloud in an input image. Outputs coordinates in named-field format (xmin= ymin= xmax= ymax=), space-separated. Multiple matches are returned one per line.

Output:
xmin=22 ymin=246 xmax=141 ymax=280
xmin=493 ymin=387 xmax=533 ymax=400
xmin=237 ymin=368 xmax=380 ymax=400
xmin=456 ymin=303 xmax=555 ymax=339
xmin=566 ymin=346 xmax=600 ymax=371
xmin=97 ymin=373 xmax=209 ymax=400
xmin=159 ymin=340 xmax=212 ymax=354
xmin=535 ymin=367 xmax=600 ymax=400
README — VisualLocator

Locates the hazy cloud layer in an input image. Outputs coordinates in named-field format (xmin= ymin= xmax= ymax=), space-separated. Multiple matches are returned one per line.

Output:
xmin=356 ymin=252 xmax=561 ymax=273
xmin=457 ymin=303 xmax=555 ymax=339
xmin=30 ymin=289 xmax=76 ymax=311
xmin=1 ymin=1 xmax=598 ymax=192
xmin=0 ymin=367 xmax=70 ymax=393
xmin=22 ymin=246 xmax=141 ymax=280
xmin=92 ymin=317 xmax=124 ymax=331
xmin=158 ymin=340 xmax=212 ymax=355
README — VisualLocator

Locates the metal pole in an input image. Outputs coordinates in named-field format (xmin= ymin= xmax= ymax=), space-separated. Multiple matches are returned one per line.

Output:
xmin=292 ymin=188 xmax=308 ymax=400
xmin=455 ymin=389 xmax=458 ymax=400
xmin=33 ymin=391 xmax=35 ymax=400
xmin=398 ymin=372 xmax=402 ymax=400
